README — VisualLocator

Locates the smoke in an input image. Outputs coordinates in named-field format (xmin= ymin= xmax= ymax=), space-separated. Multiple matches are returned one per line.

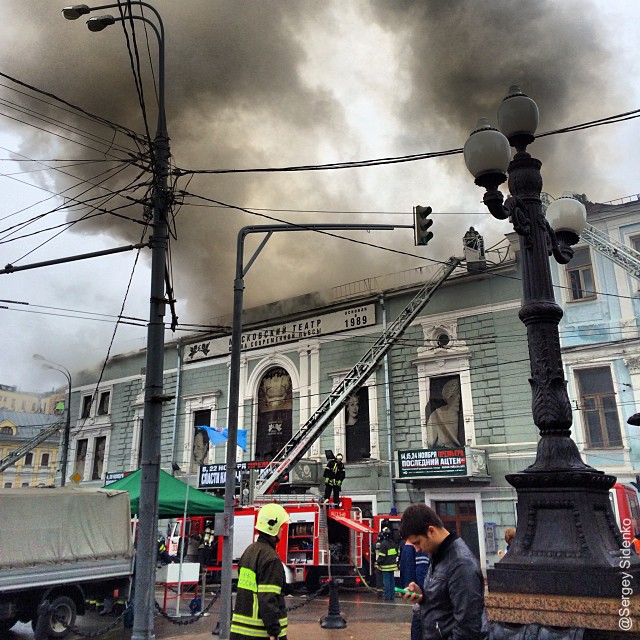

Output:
xmin=0 ymin=0 xmax=629 ymax=344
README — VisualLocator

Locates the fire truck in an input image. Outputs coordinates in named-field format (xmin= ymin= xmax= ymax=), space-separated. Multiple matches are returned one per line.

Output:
xmin=609 ymin=482 xmax=640 ymax=544
xmin=169 ymin=496 xmax=377 ymax=591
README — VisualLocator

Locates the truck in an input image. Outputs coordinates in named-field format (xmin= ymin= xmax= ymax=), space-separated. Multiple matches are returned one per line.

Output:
xmin=609 ymin=482 xmax=640 ymax=544
xmin=0 ymin=487 xmax=135 ymax=638
xmin=169 ymin=496 xmax=376 ymax=592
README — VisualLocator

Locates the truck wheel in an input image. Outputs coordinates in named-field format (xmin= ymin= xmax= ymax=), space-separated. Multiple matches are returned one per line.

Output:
xmin=0 ymin=616 xmax=18 ymax=632
xmin=32 ymin=595 xmax=77 ymax=639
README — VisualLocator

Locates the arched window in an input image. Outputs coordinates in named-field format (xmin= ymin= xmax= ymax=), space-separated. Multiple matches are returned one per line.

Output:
xmin=0 ymin=426 xmax=13 ymax=435
xmin=256 ymin=367 xmax=293 ymax=461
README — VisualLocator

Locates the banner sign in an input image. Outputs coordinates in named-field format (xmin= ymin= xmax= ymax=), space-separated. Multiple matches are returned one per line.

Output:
xmin=198 ymin=460 xmax=274 ymax=489
xmin=185 ymin=304 xmax=375 ymax=362
xmin=397 ymin=447 xmax=467 ymax=478
xmin=104 ymin=471 xmax=133 ymax=485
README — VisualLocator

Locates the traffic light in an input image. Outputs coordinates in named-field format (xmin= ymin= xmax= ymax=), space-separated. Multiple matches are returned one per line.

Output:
xmin=414 ymin=205 xmax=434 ymax=246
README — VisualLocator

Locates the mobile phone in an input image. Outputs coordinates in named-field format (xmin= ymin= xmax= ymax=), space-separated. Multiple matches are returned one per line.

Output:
xmin=394 ymin=587 xmax=412 ymax=595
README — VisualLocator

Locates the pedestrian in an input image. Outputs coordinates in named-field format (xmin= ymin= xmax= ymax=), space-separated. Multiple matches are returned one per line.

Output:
xmin=633 ymin=530 xmax=640 ymax=555
xmin=230 ymin=503 xmax=290 ymax=640
xmin=323 ymin=453 xmax=345 ymax=506
xmin=376 ymin=527 xmax=399 ymax=601
xmin=399 ymin=503 xmax=489 ymax=640
xmin=504 ymin=527 xmax=516 ymax=553
xmin=400 ymin=539 xmax=431 ymax=640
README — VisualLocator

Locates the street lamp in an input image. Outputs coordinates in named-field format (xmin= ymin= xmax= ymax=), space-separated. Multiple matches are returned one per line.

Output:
xmin=63 ymin=4 xmax=169 ymax=639
xmin=464 ymin=86 xmax=640 ymax=598
xmin=33 ymin=354 xmax=72 ymax=487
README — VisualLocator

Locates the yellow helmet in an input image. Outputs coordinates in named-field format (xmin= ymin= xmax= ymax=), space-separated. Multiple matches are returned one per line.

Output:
xmin=256 ymin=503 xmax=290 ymax=537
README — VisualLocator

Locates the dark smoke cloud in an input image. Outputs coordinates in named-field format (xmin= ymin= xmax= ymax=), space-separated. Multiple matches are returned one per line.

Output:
xmin=367 ymin=0 xmax=617 ymax=195
xmin=0 ymin=0 xmax=627 ymax=339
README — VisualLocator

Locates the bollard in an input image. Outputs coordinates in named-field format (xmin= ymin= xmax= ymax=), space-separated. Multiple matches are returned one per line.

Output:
xmin=320 ymin=579 xmax=347 ymax=629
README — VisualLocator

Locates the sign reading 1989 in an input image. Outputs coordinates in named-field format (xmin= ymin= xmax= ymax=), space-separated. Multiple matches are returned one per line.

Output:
xmin=344 ymin=306 xmax=370 ymax=329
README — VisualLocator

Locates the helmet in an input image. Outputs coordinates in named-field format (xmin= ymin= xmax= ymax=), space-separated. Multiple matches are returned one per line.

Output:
xmin=335 ymin=453 xmax=343 ymax=461
xmin=256 ymin=503 xmax=290 ymax=537
xmin=381 ymin=527 xmax=392 ymax=540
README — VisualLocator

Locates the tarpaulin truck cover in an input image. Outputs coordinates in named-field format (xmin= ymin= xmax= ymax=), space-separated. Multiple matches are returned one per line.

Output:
xmin=0 ymin=487 xmax=133 ymax=571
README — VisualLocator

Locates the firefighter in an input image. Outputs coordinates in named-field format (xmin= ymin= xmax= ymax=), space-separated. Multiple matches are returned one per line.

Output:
xmin=323 ymin=453 xmax=345 ymax=506
xmin=231 ymin=503 xmax=290 ymax=640
xmin=376 ymin=527 xmax=399 ymax=601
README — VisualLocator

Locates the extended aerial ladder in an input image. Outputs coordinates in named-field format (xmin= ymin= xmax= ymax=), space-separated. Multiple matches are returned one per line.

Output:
xmin=255 ymin=255 xmax=463 ymax=495
xmin=581 ymin=223 xmax=640 ymax=280
xmin=0 ymin=417 xmax=64 ymax=472
xmin=541 ymin=192 xmax=640 ymax=281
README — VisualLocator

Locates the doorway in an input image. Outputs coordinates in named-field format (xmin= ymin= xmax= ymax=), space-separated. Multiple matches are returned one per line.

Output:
xmin=434 ymin=500 xmax=480 ymax=560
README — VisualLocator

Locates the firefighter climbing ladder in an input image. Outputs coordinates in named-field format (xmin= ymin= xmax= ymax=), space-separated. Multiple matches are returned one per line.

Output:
xmin=0 ymin=417 xmax=64 ymax=472
xmin=255 ymin=255 xmax=462 ymax=496
xmin=581 ymin=222 xmax=640 ymax=280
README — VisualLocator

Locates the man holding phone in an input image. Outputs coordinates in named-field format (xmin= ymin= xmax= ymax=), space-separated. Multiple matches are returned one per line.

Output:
xmin=399 ymin=504 xmax=488 ymax=640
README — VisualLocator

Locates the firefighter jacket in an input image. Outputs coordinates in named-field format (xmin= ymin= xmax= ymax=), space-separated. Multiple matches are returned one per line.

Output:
xmin=323 ymin=459 xmax=345 ymax=487
xmin=230 ymin=534 xmax=288 ymax=639
xmin=376 ymin=537 xmax=399 ymax=571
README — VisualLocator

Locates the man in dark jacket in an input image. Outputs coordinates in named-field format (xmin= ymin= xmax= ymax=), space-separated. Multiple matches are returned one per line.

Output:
xmin=399 ymin=504 xmax=488 ymax=640
xmin=231 ymin=503 xmax=290 ymax=640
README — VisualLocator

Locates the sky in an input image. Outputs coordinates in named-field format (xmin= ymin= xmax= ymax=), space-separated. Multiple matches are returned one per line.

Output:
xmin=0 ymin=0 xmax=638 ymax=392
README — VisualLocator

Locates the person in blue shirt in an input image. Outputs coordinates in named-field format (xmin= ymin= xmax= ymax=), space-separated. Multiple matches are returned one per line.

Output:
xmin=400 ymin=538 xmax=431 ymax=640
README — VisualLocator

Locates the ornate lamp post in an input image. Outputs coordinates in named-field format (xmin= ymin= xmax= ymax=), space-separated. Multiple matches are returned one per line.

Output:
xmin=464 ymin=86 xmax=640 ymax=597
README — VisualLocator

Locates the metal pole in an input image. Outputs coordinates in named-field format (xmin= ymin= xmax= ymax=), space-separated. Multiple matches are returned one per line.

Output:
xmin=217 ymin=222 xmax=403 ymax=639
xmin=217 ymin=230 xmax=246 ymax=640
xmin=61 ymin=371 xmax=72 ymax=487
xmin=33 ymin=356 xmax=72 ymax=487
xmin=130 ymin=14 xmax=167 ymax=640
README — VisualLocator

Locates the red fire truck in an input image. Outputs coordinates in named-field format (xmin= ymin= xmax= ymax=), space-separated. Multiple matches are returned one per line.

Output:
xmin=169 ymin=497 xmax=376 ymax=591
xmin=609 ymin=482 xmax=640 ymax=544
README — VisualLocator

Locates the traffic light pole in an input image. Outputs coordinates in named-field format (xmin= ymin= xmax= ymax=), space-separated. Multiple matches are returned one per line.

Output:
xmin=217 ymin=222 xmax=407 ymax=640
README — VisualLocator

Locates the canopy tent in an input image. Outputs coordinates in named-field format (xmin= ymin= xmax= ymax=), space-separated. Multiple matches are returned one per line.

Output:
xmin=104 ymin=469 xmax=224 ymax=518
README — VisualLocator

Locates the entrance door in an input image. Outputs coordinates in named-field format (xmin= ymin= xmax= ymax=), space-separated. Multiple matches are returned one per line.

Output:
xmin=434 ymin=500 xmax=480 ymax=560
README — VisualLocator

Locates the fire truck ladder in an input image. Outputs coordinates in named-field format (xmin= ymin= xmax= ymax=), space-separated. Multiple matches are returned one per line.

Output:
xmin=581 ymin=222 xmax=640 ymax=280
xmin=0 ymin=417 xmax=64 ymax=472
xmin=255 ymin=256 xmax=462 ymax=496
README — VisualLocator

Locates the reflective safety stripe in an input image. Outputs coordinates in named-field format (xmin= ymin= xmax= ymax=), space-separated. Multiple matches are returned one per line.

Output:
xmin=257 ymin=584 xmax=281 ymax=594
xmin=237 ymin=567 xmax=258 ymax=592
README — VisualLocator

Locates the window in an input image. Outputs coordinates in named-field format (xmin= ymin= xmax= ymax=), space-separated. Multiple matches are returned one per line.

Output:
xmin=632 ymin=236 xmax=640 ymax=255
xmin=92 ymin=436 xmax=106 ymax=480
xmin=345 ymin=387 xmax=371 ymax=462
xmin=4 ymin=482 xmax=11 ymax=488
xmin=21 ymin=482 xmax=29 ymax=487
xmin=576 ymin=367 xmax=623 ymax=448
xmin=426 ymin=374 xmax=464 ymax=448
xmin=566 ymin=247 xmax=596 ymax=301
xmin=75 ymin=439 xmax=88 ymax=479
xmin=97 ymin=391 xmax=110 ymax=416
xmin=435 ymin=500 xmax=480 ymax=559
xmin=41 ymin=453 xmax=50 ymax=466
xmin=256 ymin=367 xmax=293 ymax=461
xmin=81 ymin=395 xmax=92 ymax=419
xmin=192 ymin=410 xmax=212 ymax=466
xmin=24 ymin=452 xmax=33 ymax=466
xmin=1 ymin=426 xmax=13 ymax=435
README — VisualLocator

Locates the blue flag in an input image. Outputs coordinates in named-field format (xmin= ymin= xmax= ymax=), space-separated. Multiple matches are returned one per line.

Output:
xmin=197 ymin=425 xmax=247 ymax=452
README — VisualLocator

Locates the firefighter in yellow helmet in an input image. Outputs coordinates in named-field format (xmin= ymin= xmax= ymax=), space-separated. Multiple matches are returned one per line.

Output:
xmin=231 ymin=503 xmax=290 ymax=640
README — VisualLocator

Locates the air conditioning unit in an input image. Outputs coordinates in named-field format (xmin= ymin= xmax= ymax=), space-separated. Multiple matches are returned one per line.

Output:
xmin=289 ymin=460 xmax=319 ymax=485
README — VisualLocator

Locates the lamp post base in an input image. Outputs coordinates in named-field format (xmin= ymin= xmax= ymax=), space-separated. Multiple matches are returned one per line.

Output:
xmin=488 ymin=470 xmax=640 ymax=597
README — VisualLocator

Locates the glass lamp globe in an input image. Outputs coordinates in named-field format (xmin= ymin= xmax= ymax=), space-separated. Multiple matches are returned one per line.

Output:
xmin=546 ymin=194 xmax=587 ymax=237
xmin=497 ymin=86 xmax=539 ymax=148
xmin=463 ymin=118 xmax=511 ymax=188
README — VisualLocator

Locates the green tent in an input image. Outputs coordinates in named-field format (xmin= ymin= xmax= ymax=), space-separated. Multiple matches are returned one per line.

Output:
xmin=104 ymin=469 xmax=224 ymax=518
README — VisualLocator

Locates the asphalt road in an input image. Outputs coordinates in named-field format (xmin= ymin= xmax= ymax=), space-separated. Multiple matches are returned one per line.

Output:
xmin=7 ymin=587 xmax=413 ymax=640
